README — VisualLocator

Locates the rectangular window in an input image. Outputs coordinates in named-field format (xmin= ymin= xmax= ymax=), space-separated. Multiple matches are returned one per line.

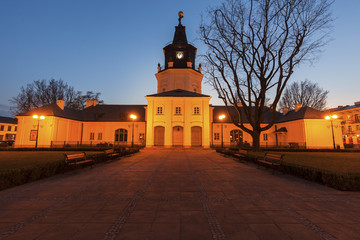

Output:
xmin=348 ymin=126 xmax=352 ymax=133
xmin=98 ymin=133 xmax=102 ymax=140
xmin=139 ymin=133 xmax=145 ymax=140
xmin=15 ymin=126 xmax=17 ymax=131
xmin=0 ymin=135 xmax=3 ymax=141
xmin=193 ymin=107 xmax=200 ymax=115
xmin=157 ymin=107 xmax=163 ymax=115
xmin=263 ymin=133 xmax=268 ymax=141
xmin=175 ymin=107 xmax=181 ymax=115
xmin=0 ymin=125 xmax=4 ymax=131
xmin=355 ymin=114 xmax=359 ymax=123
xmin=7 ymin=126 xmax=11 ymax=131
xmin=357 ymin=125 xmax=360 ymax=131
xmin=214 ymin=133 xmax=220 ymax=140
xmin=90 ymin=132 xmax=95 ymax=140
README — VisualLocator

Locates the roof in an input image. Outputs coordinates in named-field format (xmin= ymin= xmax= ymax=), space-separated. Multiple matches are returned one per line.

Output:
xmin=212 ymin=105 xmax=280 ymax=124
xmin=212 ymin=105 xmax=323 ymax=124
xmin=0 ymin=116 xmax=17 ymax=124
xmin=80 ymin=105 xmax=146 ymax=122
xmin=17 ymin=104 xmax=82 ymax=120
xmin=17 ymin=104 xmax=146 ymax=122
xmin=333 ymin=104 xmax=360 ymax=112
xmin=276 ymin=106 xmax=324 ymax=123
xmin=173 ymin=25 xmax=188 ymax=45
xmin=146 ymin=89 xmax=210 ymax=97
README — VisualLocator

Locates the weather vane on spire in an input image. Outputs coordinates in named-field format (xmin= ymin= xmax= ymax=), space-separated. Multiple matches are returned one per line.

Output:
xmin=178 ymin=11 xmax=184 ymax=26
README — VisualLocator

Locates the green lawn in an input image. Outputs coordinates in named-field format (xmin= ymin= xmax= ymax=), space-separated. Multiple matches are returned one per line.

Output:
xmin=0 ymin=151 xmax=101 ymax=171
xmin=249 ymin=151 xmax=360 ymax=173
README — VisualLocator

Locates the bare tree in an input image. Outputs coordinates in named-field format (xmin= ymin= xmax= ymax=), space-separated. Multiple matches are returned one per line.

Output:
xmin=200 ymin=0 xmax=333 ymax=150
xmin=279 ymin=79 xmax=328 ymax=111
xmin=10 ymin=79 xmax=103 ymax=114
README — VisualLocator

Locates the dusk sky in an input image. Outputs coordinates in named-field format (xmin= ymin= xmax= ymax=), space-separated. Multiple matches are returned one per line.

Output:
xmin=0 ymin=0 xmax=359 ymax=117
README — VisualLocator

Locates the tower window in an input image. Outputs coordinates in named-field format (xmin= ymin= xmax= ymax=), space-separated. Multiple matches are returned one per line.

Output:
xmin=157 ymin=107 xmax=163 ymax=115
xmin=193 ymin=107 xmax=200 ymax=115
xmin=175 ymin=107 xmax=181 ymax=115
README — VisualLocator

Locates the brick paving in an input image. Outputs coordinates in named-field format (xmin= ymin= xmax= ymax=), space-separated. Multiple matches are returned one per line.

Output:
xmin=0 ymin=149 xmax=359 ymax=240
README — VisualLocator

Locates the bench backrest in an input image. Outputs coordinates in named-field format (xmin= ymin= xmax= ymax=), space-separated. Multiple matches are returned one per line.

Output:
xmin=104 ymin=149 xmax=115 ymax=154
xmin=239 ymin=149 xmax=248 ymax=155
xmin=64 ymin=152 xmax=86 ymax=163
xmin=264 ymin=153 xmax=283 ymax=162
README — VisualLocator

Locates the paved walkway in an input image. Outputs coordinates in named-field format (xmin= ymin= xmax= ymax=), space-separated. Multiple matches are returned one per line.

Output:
xmin=0 ymin=149 xmax=359 ymax=240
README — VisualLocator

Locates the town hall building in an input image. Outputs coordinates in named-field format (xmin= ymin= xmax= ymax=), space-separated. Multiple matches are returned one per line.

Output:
xmin=14 ymin=14 xmax=344 ymax=149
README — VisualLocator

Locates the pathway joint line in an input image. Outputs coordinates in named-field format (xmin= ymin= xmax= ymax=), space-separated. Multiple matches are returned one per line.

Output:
xmin=212 ymin=151 xmax=338 ymax=240
xmin=185 ymin=151 xmax=227 ymax=240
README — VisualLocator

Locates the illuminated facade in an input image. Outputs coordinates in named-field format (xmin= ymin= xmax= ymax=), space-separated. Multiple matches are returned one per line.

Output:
xmin=0 ymin=116 xmax=17 ymax=143
xmin=14 ymin=16 xmax=344 ymax=149
xmin=331 ymin=101 xmax=360 ymax=148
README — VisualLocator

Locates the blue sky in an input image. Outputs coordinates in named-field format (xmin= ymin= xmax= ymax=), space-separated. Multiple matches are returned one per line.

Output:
xmin=0 ymin=0 xmax=359 ymax=117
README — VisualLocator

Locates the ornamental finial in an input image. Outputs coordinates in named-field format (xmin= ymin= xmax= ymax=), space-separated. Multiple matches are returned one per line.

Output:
xmin=178 ymin=11 xmax=184 ymax=25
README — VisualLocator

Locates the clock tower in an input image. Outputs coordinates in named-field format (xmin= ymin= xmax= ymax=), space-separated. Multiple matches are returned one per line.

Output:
xmin=155 ymin=11 xmax=203 ymax=93
xmin=145 ymin=12 xmax=211 ymax=148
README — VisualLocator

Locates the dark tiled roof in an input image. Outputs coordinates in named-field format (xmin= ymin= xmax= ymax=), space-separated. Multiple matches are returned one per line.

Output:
xmin=333 ymin=104 xmax=360 ymax=112
xmin=17 ymin=104 xmax=82 ymax=120
xmin=276 ymin=106 xmax=324 ymax=123
xmin=212 ymin=106 xmax=280 ymax=123
xmin=147 ymin=89 xmax=210 ymax=97
xmin=81 ymin=105 xmax=146 ymax=122
xmin=17 ymin=104 xmax=146 ymax=122
xmin=0 ymin=116 xmax=17 ymax=124
xmin=212 ymin=105 xmax=323 ymax=123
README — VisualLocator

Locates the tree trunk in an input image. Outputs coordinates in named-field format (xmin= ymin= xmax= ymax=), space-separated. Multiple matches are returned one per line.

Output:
xmin=251 ymin=131 xmax=261 ymax=152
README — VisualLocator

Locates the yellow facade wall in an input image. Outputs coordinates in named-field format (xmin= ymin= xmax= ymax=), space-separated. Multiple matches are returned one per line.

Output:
xmin=15 ymin=115 xmax=146 ymax=148
xmin=155 ymin=69 xmax=203 ymax=93
xmin=145 ymin=96 xmax=211 ymax=148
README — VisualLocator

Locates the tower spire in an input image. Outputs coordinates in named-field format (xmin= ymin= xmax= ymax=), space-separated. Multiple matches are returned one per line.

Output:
xmin=178 ymin=11 xmax=184 ymax=26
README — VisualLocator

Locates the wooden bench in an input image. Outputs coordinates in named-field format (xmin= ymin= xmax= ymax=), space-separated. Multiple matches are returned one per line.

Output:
xmin=258 ymin=153 xmax=283 ymax=173
xmin=232 ymin=149 xmax=249 ymax=159
xmin=104 ymin=149 xmax=120 ymax=158
xmin=64 ymin=152 xmax=94 ymax=168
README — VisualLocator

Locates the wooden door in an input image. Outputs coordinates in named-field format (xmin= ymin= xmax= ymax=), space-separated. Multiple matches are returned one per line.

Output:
xmin=191 ymin=126 xmax=202 ymax=146
xmin=173 ymin=126 xmax=183 ymax=146
xmin=154 ymin=126 xmax=165 ymax=146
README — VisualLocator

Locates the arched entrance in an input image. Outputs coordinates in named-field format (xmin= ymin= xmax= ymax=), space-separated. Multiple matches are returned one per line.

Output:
xmin=230 ymin=129 xmax=243 ymax=147
xmin=172 ymin=126 xmax=183 ymax=146
xmin=191 ymin=126 xmax=202 ymax=146
xmin=154 ymin=126 xmax=165 ymax=146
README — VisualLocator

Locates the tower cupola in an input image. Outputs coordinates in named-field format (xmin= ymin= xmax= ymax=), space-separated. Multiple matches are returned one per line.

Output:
xmin=155 ymin=12 xmax=204 ymax=93
xmin=163 ymin=12 xmax=197 ymax=70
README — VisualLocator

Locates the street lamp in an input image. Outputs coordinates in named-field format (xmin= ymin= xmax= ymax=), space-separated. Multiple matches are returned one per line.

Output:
xmin=130 ymin=114 xmax=137 ymax=147
xmin=325 ymin=114 xmax=338 ymax=149
xmin=219 ymin=114 xmax=226 ymax=148
xmin=33 ymin=115 xmax=45 ymax=149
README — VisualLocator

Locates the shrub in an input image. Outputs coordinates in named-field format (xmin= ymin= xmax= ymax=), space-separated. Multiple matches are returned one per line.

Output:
xmin=217 ymin=149 xmax=360 ymax=191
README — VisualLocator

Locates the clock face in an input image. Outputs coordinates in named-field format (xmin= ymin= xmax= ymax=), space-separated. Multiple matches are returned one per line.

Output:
xmin=176 ymin=51 xmax=184 ymax=59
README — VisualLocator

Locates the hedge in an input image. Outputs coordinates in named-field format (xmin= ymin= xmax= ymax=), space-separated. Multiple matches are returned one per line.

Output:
xmin=0 ymin=148 xmax=140 ymax=191
xmin=217 ymin=149 xmax=360 ymax=191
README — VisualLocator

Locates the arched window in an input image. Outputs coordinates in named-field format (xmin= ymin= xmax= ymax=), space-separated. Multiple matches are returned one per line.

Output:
xmin=115 ymin=129 xmax=128 ymax=142
xmin=230 ymin=130 xmax=243 ymax=144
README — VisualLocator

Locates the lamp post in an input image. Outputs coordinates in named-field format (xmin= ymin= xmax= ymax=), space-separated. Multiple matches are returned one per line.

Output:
xmin=219 ymin=114 xmax=226 ymax=148
xmin=325 ymin=114 xmax=338 ymax=149
xmin=130 ymin=114 xmax=137 ymax=147
xmin=33 ymin=115 xmax=45 ymax=149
